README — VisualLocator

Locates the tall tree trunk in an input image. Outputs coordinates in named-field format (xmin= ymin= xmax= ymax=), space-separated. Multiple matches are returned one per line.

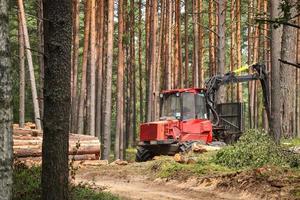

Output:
xmin=184 ymin=0 xmax=189 ymax=87
xmin=0 ymin=0 xmax=13 ymax=198
xmin=115 ymin=0 xmax=124 ymax=159
xmin=18 ymin=0 xmax=42 ymax=130
xmin=230 ymin=0 xmax=236 ymax=101
xmin=193 ymin=0 xmax=199 ymax=87
xmin=279 ymin=0 xmax=297 ymax=138
xmin=174 ymin=0 xmax=182 ymax=88
xmin=209 ymin=0 xmax=216 ymax=76
xmin=102 ymin=0 xmax=114 ymax=159
xmin=270 ymin=0 xmax=282 ymax=142
xmin=236 ymin=0 xmax=242 ymax=101
xmin=38 ymin=0 xmax=44 ymax=125
xmin=18 ymin=12 xmax=25 ymax=128
xmin=96 ymin=0 xmax=104 ymax=141
xmin=89 ymin=0 xmax=96 ymax=136
xmin=296 ymin=16 xmax=300 ymax=137
xmin=77 ymin=0 xmax=91 ymax=135
xmin=165 ymin=0 xmax=172 ymax=89
xmin=71 ymin=0 xmax=80 ymax=133
xmin=198 ymin=0 xmax=204 ymax=87
xmin=147 ymin=0 xmax=157 ymax=121
xmin=42 ymin=0 xmax=71 ymax=199
xmin=216 ymin=0 xmax=227 ymax=104
xmin=138 ymin=0 xmax=143 ymax=123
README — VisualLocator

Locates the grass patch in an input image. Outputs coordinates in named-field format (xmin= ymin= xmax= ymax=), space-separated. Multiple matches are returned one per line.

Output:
xmin=149 ymin=152 xmax=234 ymax=179
xmin=13 ymin=163 xmax=119 ymax=200
xmin=214 ymin=129 xmax=300 ymax=169
xmin=282 ymin=138 xmax=300 ymax=147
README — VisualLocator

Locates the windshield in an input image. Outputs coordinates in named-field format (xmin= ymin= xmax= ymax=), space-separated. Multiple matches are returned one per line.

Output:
xmin=161 ymin=93 xmax=181 ymax=119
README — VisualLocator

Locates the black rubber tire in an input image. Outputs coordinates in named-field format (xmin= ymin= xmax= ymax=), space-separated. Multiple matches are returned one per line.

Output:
xmin=135 ymin=146 xmax=154 ymax=162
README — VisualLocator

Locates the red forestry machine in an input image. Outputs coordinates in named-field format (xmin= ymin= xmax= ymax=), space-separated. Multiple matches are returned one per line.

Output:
xmin=136 ymin=63 xmax=271 ymax=162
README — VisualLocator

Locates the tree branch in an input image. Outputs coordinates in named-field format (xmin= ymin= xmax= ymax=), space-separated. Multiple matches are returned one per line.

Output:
xmin=278 ymin=59 xmax=300 ymax=69
xmin=256 ymin=18 xmax=300 ymax=29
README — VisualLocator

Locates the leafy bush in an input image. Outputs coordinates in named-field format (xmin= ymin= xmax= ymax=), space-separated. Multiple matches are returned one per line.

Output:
xmin=214 ymin=129 xmax=300 ymax=169
xmin=12 ymin=163 xmax=119 ymax=200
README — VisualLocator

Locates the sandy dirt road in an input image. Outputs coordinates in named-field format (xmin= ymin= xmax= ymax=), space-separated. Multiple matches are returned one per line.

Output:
xmin=75 ymin=165 xmax=258 ymax=200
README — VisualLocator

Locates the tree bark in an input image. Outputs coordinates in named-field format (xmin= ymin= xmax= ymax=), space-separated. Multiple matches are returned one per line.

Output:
xmin=42 ymin=0 xmax=72 ymax=199
xmin=18 ymin=12 xmax=25 ymax=128
xmin=270 ymin=0 xmax=283 ymax=142
xmin=236 ymin=0 xmax=242 ymax=101
xmin=216 ymin=0 xmax=227 ymax=104
xmin=0 ymin=0 xmax=13 ymax=198
xmin=138 ymin=0 xmax=144 ymax=123
xmin=71 ymin=0 xmax=80 ymax=133
xmin=96 ymin=0 xmax=104 ymax=141
xmin=279 ymin=0 xmax=297 ymax=138
xmin=38 ymin=0 xmax=44 ymax=125
xmin=102 ymin=0 xmax=114 ymax=159
xmin=115 ymin=0 xmax=124 ymax=159
xmin=77 ymin=0 xmax=91 ymax=135
xmin=18 ymin=0 xmax=42 ymax=130
xmin=90 ymin=0 xmax=96 ymax=136
xmin=193 ymin=0 xmax=199 ymax=87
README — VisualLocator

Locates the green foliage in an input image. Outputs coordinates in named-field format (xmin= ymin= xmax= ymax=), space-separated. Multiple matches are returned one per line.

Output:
xmin=12 ymin=164 xmax=118 ymax=200
xmin=70 ymin=186 xmax=119 ymax=200
xmin=214 ymin=129 xmax=300 ymax=169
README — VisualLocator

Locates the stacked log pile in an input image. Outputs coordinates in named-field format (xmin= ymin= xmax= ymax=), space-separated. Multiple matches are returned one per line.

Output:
xmin=13 ymin=124 xmax=100 ymax=161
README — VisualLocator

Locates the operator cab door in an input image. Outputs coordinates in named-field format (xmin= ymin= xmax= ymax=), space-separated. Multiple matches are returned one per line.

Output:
xmin=181 ymin=92 xmax=209 ymax=141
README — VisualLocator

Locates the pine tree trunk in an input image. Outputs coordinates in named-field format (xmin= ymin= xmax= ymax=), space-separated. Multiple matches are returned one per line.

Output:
xmin=18 ymin=12 xmax=25 ymax=128
xmin=96 ymin=0 xmax=104 ymax=141
xmin=296 ymin=16 xmax=300 ymax=137
xmin=71 ymin=0 xmax=80 ymax=133
xmin=280 ymin=0 xmax=297 ymax=138
xmin=115 ymin=0 xmax=124 ymax=159
xmin=89 ymin=0 xmax=96 ymax=136
xmin=38 ymin=0 xmax=44 ymax=124
xmin=138 ymin=0 xmax=143 ymax=123
xmin=102 ymin=0 xmax=114 ymax=159
xmin=174 ymin=0 xmax=182 ymax=88
xmin=147 ymin=0 xmax=157 ymax=121
xmin=209 ymin=0 xmax=216 ymax=76
xmin=0 ymin=0 xmax=13 ymax=198
xmin=42 ymin=0 xmax=72 ymax=199
xmin=216 ymin=0 xmax=227 ymax=104
xmin=270 ymin=0 xmax=282 ymax=142
xmin=198 ymin=0 xmax=204 ymax=87
xmin=184 ymin=0 xmax=189 ymax=87
xmin=236 ymin=0 xmax=242 ymax=101
xmin=77 ymin=0 xmax=91 ymax=135
xmin=193 ymin=0 xmax=199 ymax=87
xmin=18 ymin=0 xmax=42 ymax=130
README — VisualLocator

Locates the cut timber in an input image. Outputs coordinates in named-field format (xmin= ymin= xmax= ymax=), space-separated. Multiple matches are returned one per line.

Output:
xmin=13 ymin=127 xmax=101 ymax=160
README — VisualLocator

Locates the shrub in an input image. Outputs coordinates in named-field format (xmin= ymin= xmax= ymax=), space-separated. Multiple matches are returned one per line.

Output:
xmin=214 ymin=129 xmax=300 ymax=169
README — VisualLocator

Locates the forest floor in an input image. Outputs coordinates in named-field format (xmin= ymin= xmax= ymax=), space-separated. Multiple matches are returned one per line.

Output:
xmin=74 ymin=156 xmax=300 ymax=200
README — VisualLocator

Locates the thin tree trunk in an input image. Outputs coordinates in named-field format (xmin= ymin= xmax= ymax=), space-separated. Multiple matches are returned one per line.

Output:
xmin=18 ymin=12 xmax=25 ymax=128
xmin=193 ymin=0 xmax=199 ymax=87
xmin=296 ymin=16 xmax=300 ymax=137
xmin=77 ymin=0 xmax=91 ymax=135
xmin=115 ymin=0 xmax=124 ymax=159
xmin=270 ymin=0 xmax=282 ymax=142
xmin=230 ymin=0 xmax=236 ymax=102
xmin=174 ymin=0 xmax=182 ymax=88
xmin=138 ymin=0 xmax=143 ymax=123
xmin=198 ymin=0 xmax=204 ymax=87
xmin=147 ymin=0 xmax=157 ymax=121
xmin=89 ymin=0 xmax=96 ymax=136
xmin=184 ymin=0 xmax=189 ymax=87
xmin=102 ymin=0 xmax=114 ymax=159
xmin=96 ymin=0 xmax=104 ymax=141
xmin=236 ymin=0 xmax=242 ymax=101
xmin=38 ymin=0 xmax=44 ymax=125
xmin=18 ymin=0 xmax=42 ymax=130
xmin=71 ymin=0 xmax=80 ymax=133
xmin=216 ymin=0 xmax=227 ymax=104
xmin=280 ymin=0 xmax=297 ymax=138
xmin=42 ymin=0 xmax=72 ymax=199
xmin=0 ymin=0 xmax=13 ymax=198
xmin=209 ymin=0 xmax=216 ymax=76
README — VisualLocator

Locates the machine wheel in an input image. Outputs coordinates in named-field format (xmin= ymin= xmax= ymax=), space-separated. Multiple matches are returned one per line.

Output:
xmin=135 ymin=146 xmax=154 ymax=162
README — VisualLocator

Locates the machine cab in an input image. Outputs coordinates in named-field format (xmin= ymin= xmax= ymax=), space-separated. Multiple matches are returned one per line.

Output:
xmin=159 ymin=88 xmax=209 ymax=121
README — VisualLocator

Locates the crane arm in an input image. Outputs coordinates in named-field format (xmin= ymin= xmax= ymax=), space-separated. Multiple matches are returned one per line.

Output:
xmin=205 ymin=63 xmax=270 ymax=127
